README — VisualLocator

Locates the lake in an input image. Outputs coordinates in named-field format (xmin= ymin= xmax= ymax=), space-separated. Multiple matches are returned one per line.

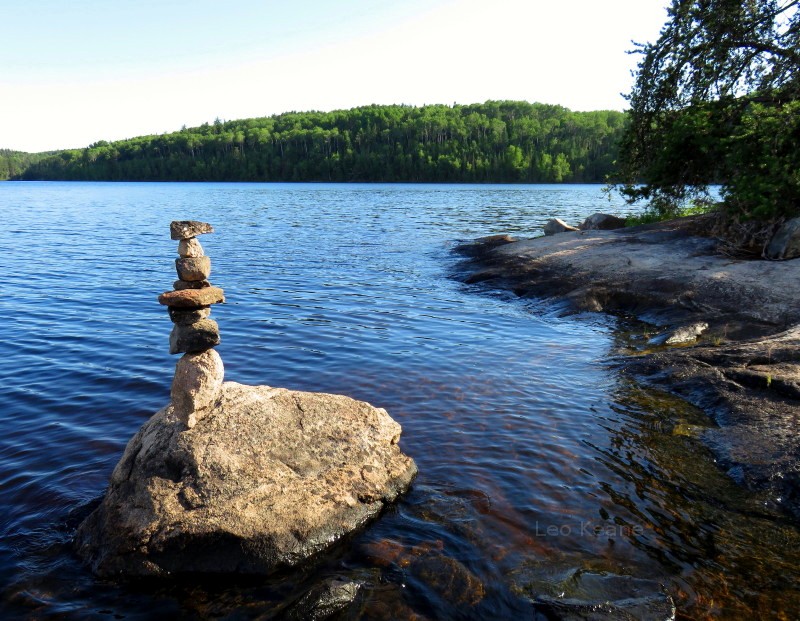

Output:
xmin=0 ymin=182 xmax=798 ymax=619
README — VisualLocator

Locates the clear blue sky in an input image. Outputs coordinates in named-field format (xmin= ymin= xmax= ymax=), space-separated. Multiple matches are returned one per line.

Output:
xmin=0 ymin=0 xmax=669 ymax=152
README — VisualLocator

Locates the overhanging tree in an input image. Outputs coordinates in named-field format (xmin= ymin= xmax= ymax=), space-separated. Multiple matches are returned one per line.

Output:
xmin=616 ymin=0 xmax=800 ymax=220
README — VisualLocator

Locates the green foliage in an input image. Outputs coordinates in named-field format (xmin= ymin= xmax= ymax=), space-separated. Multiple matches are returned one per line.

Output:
xmin=0 ymin=149 xmax=46 ymax=180
xmin=624 ymin=199 xmax=715 ymax=227
xmin=721 ymin=100 xmax=800 ymax=220
xmin=615 ymin=0 xmax=800 ymax=221
xmin=12 ymin=102 xmax=626 ymax=183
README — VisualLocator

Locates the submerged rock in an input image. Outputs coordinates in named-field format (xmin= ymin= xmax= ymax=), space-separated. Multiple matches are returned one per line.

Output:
xmin=623 ymin=325 xmax=800 ymax=520
xmin=534 ymin=593 xmax=676 ymax=620
xmin=513 ymin=563 xmax=675 ymax=621
xmin=765 ymin=217 xmax=800 ymax=260
xmin=412 ymin=554 xmax=485 ymax=607
xmin=283 ymin=577 xmax=365 ymax=621
xmin=74 ymin=382 xmax=417 ymax=577
xmin=543 ymin=218 xmax=579 ymax=236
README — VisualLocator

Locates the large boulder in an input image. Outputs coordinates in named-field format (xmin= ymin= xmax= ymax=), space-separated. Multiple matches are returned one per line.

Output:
xmin=74 ymin=382 xmax=417 ymax=577
xmin=543 ymin=218 xmax=579 ymax=236
xmin=579 ymin=212 xmax=627 ymax=231
xmin=765 ymin=217 xmax=800 ymax=260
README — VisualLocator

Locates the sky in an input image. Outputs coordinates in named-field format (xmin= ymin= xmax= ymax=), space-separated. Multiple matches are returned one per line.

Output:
xmin=0 ymin=0 xmax=669 ymax=153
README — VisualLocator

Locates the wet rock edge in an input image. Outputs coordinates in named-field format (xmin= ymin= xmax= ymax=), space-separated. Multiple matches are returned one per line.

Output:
xmin=453 ymin=217 xmax=800 ymax=522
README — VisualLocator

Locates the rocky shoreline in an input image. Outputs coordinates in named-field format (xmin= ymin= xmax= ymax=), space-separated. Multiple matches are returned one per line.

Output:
xmin=454 ymin=216 xmax=800 ymax=521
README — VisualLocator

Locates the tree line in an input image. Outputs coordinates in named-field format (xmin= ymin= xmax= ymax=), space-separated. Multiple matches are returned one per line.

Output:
xmin=7 ymin=102 xmax=626 ymax=183
xmin=0 ymin=150 xmax=46 ymax=181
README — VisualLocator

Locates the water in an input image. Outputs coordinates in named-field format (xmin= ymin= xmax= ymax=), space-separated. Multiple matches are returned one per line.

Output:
xmin=0 ymin=182 xmax=797 ymax=620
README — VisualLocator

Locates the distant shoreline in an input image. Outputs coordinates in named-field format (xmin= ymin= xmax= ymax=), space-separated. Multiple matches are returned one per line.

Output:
xmin=1 ymin=102 xmax=625 ymax=183
xmin=0 ymin=179 xmax=612 ymax=185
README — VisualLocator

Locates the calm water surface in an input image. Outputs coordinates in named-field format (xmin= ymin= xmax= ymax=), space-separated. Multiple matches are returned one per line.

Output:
xmin=0 ymin=182 xmax=798 ymax=620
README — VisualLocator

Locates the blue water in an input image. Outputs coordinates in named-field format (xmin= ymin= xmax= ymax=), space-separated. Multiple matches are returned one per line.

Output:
xmin=0 ymin=182 xmax=797 ymax=619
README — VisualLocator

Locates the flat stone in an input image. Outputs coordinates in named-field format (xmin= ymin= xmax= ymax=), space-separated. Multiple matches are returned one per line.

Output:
xmin=168 ymin=305 xmax=211 ymax=325
xmin=178 ymin=237 xmax=204 ymax=258
xmin=171 ymin=349 xmax=224 ymax=428
xmin=74 ymin=381 xmax=418 ymax=577
xmin=173 ymin=279 xmax=211 ymax=291
xmin=159 ymin=286 xmax=225 ymax=308
xmin=765 ymin=217 xmax=800 ymax=260
xmin=176 ymin=256 xmax=211 ymax=281
xmin=170 ymin=220 xmax=214 ymax=240
xmin=169 ymin=319 xmax=220 ymax=354
xmin=648 ymin=322 xmax=709 ymax=346
xmin=543 ymin=218 xmax=579 ymax=236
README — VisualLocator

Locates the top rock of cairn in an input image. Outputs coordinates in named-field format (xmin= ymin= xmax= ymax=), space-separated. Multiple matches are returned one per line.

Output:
xmin=171 ymin=220 xmax=215 ymax=240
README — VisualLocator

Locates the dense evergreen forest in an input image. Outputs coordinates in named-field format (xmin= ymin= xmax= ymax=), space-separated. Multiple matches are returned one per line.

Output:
xmin=7 ymin=102 xmax=626 ymax=183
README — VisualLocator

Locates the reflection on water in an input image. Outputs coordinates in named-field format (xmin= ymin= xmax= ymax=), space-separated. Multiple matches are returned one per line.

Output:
xmin=0 ymin=182 xmax=797 ymax=619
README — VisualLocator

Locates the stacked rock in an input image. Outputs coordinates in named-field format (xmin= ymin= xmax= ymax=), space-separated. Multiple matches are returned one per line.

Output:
xmin=158 ymin=221 xmax=226 ymax=428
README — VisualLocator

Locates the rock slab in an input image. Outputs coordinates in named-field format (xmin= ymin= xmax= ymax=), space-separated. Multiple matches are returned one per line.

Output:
xmin=455 ymin=217 xmax=800 ymax=521
xmin=765 ymin=216 xmax=800 ymax=260
xmin=159 ymin=286 xmax=225 ymax=308
xmin=74 ymin=381 xmax=418 ymax=577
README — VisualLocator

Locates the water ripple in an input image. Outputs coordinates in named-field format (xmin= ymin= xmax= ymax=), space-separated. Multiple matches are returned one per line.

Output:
xmin=0 ymin=182 xmax=797 ymax=619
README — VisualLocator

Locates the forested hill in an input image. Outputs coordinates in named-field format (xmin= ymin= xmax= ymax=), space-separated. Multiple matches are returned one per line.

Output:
xmin=11 ymin=102 xmax=627 ymax=183
xmin=0 ymin=150 xmax=46 ymax=180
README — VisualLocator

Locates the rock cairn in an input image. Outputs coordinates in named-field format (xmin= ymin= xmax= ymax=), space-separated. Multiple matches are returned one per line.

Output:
xmin=158 ymin=220 xmax=226 ymax=428
xmin=74 ymin=220 xmax=418 ymax=578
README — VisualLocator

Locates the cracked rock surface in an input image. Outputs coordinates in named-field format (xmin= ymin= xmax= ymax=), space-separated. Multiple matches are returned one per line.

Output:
xmin=74 ymin=382 xmax=417 ymax=577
